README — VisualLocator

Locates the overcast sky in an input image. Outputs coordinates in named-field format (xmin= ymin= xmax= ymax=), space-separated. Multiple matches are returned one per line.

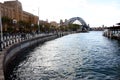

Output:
xmin=1 ymin=0 xmax=120 ymax=27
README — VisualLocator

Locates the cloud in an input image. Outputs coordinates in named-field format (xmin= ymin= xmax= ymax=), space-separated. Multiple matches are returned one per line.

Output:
xmin=2 ymin=0 xmax=120 ymax=27
xmin=85 ymin=3 xmax=120 ymax=26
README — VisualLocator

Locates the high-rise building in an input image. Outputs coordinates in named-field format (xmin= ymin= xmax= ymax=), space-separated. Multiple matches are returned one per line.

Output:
xmin=64 ymin=19 xmax=68 ymax=25
xmin=60 ymin=19 xmax=63 ymax=26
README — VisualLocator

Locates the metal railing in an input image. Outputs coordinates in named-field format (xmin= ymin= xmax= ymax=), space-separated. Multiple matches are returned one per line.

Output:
xmin=0 ymin=32 xmax=53 ymax=51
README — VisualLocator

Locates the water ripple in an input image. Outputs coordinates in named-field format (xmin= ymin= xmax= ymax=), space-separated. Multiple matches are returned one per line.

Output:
xmin=8 ymin=31 xmax=120 ymax=80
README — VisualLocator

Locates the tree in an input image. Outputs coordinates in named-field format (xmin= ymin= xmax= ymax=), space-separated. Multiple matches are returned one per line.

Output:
xmin=2 ymin=16 xmax=13 ymax=33
xmin=116 ymin=23 xmax=120 ymax=25
xmin=2 ymin=16 xmax=12 ymax=25
xmin=68 ymin=24 xmax=81 ymax=31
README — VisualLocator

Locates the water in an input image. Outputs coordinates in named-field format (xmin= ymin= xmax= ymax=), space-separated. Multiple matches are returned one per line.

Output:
xmin=7 ymin=31 xmax=120 ymax=80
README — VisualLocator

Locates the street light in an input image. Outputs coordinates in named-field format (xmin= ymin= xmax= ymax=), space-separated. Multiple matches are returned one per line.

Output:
xmin=31 ymin=23 xmax=34 ymax=32
xmin=31 ymin=23 xmax=34 ymax=27
xmin=42 ymin=25 xmax=45 ymax=33
xmin=38 ymin=8 xmax=40 ymax=33
xmin=32 ymin=8 xmax=40 ymax=33
xmin=12 ymin=19 xmax=17 ymax=33
xmin=0 ymin=9 xmax=3 ymax=51
xmin=0 ymin=9 xmax=3 ymax=41
xmin=13 ymin=19 xmax=17 ymax=24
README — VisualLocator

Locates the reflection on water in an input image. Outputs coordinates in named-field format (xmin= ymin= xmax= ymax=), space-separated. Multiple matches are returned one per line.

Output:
xmin=8 ymin=31 xmax=120 ymax=80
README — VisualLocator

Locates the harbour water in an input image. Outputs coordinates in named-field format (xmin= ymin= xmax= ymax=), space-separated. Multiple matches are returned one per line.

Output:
xmin=7 ymin=31 xmax=120 ymax=80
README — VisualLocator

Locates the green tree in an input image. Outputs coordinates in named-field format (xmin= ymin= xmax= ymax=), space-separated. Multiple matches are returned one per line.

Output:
xmin=2 ymin=16 xmax=12 ymax=25
xmin=68 ymin=24 xmax=81 ymax=31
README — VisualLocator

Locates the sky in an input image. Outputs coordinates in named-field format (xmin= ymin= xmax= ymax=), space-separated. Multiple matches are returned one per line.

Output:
xmin=1 ymin=0 xmax=120 ymax=27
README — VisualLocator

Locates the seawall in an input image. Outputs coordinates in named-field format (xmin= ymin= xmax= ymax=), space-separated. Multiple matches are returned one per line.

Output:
xmin=0 ymin=31 xmax=72 ymax=80
xmin=1 ymin=34 xmax=59 ymax=80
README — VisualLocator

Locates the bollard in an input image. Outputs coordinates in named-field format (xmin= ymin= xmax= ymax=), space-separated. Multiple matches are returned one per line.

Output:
xmin=19 ymin=37 xmax=21 ymax=42
xmin=16 ymin=35 xmax=18 ymax=42
xmin=4 ymin=41 xmax=7 ymax=48
xmin=6 ymin=40 xmax=9 ymax=46
xmin=17 ymin=36 xmax=19 ymax=42
xmin=6 ymin=36 xmax=9 ymax=46
xmin=2 ymin=41 xmax=5 ymax=49
xmin=13 ymin=38 xmax=15 ymax=43
xmin=11 ymin=36 xmax=14 ymax=44
xmin=15 ymin=37 xmax=17 ymax=42
xmin=4 ymin=36 xmax=6 ymax=41
xmin=9 ymin=39 xmax=12 ymax=45
xmin=13 ymin=35 xmax=16 ymax=43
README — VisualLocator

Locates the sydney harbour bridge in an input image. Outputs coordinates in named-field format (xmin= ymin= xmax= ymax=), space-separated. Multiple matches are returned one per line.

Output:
xmin=61 ymin=17 xmax=89 ymax=31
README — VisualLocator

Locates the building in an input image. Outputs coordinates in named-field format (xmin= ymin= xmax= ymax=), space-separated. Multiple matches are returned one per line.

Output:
xmin=60 ymin=19 xmax=64 ymax=26
xmin=64 ymin=19 xmax=68 ymax=25
xmin=59 ymin=19 xmax=69 ymax=27
xmin=39 ymin=20 xmax=48 ymax=25
xmin=50 ymin=21 xmax=59 ymax=28
xmin=0 ymin=0 xmax=39 ymax=32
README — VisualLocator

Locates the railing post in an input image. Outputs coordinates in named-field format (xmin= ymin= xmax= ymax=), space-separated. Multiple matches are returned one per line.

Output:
xmin=0 ymin=41 xmax=3 ymax=51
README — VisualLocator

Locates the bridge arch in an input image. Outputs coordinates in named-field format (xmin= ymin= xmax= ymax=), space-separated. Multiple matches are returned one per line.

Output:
xmin=67 ymin=17 xmax=89 ymax=31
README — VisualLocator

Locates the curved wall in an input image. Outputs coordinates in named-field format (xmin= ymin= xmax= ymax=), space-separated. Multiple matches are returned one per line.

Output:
xmin=3 ymin=34 xmax=58 ymax=79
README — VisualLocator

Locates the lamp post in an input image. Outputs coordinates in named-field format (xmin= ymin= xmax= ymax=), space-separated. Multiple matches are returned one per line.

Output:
xmin=12 ymin=19 xmax=17 ymax=33
xmin=32 ymin=8 xmax=40 ymax=33
xmin=0 ymin=9 xmax=3 ymax=51
xmin=38 ymin=8 xmax=40 ymax=33
xmin=31 ymin=23 xmax=34 ymax=32
xmin=42 ymin=25 xmax=45 ymax=33
xmin=0 ymin=9 xmax=3 ymax=41
xmin=31 ymin=23 xmax=34 ymax=27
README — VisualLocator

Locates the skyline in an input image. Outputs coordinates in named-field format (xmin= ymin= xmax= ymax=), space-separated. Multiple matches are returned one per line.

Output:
xmin=1 ymin=0 xmax=120 ymax=27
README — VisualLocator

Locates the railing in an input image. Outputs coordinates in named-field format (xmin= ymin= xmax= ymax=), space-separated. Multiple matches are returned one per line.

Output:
xmin=103 ymin=29 xmax=120 ymax=40
xmin=0 ymin=31 xmax=76 ymax=51
xmin=0 ymin=33 xmax=54 ymax=51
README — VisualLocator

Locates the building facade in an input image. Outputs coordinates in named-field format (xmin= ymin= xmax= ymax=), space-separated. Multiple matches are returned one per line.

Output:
xmin=50 ymin=21 xmax=59 ymax=28
xmin=0 ymin=0 xmax=39 ymax=32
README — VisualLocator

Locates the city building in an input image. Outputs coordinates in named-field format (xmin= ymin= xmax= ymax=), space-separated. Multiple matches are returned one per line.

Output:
xmin=50 ymin=21 xmax=59 ymax=28
xmin=59 ymin=19 xmax=69 ymax=26
xmin=0 ymin=0 xmax=39 ymax=32
xmin=64 ymin=19 xmax=68 ymax=25
xmin=60 ymin=19 xmax=64 ymax=26
xmin=39 ymin=20 xmax=49 ymax=25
